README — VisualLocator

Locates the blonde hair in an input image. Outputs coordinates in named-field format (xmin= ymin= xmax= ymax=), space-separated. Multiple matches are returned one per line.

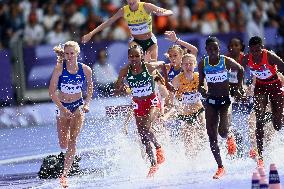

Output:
xmin=182 ymin=53 xmax=197 ymax=65
xmin=53 ymin=41 xmax=80 ymax=64
xmin=64 ymin=41 xmax=80 ymax=54
xmin=164 ymin=45 xmax=184 ymax=58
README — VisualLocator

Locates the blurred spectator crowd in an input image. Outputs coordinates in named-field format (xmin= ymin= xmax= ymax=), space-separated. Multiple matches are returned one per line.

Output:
xmin=0 ymin=0 xmax=283 ymax=49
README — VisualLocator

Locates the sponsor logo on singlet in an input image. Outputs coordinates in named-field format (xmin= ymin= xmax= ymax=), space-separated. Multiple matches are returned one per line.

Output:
xmin=131 ymin=82 xmax=153 ymax=97
xmin=205 ymin=70 xmax=228 ymax=83
xmin=181 ymin=92 xmax=201 ymax=104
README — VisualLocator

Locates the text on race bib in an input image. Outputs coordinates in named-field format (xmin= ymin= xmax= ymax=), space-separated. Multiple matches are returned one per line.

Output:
xmin=132 ymin=82 xmax=153 ymax=97
xmin=250 ymin=69 xmax=273 ymax=79
xmin=205 ymin=71 xmax=228 ymax=83
xmin=128 ymin=22 xmax=151 ymax=35
xmin=60 ymin=83 xmax=82 ymax=94
xmin=182 ymin=92 xmax=201 ymax=104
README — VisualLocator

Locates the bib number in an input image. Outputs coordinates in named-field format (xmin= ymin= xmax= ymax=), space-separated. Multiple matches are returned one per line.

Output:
xmin=206 ymin=71 xmax=228 ymax=83
xmin=182 ymin=92 xmax=200 ymax=104
xmin=132 ymin=83 xmax=153 ymax=97
xmin=250 ymin=69 xmax=273 ymax=79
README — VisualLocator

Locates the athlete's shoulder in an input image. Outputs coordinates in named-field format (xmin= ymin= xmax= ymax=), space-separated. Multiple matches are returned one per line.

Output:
xmin=223 ymin=55 xmax=236 ymax=63
xmin=81 ymin=63 xmax=92 ymax=71
xmin=193 ymin=72 xmax=199 ymax=77
xmin=176 ymin=72 xmax=183 ymax=79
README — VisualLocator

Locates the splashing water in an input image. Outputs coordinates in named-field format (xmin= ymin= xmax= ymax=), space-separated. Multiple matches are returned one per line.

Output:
xmin=0 ymin=97 xmax=284 ymax=188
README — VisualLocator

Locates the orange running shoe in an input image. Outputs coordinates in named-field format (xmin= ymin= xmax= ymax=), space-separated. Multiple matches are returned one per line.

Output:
xmin=257 ymin=159 xmax=264 ymax=168
xmin=147 ymin=165 xmax=159 ymax=178
xmin=227 ymin=136 xmax=237 ymax=155
xmin=213 ymin=167 xmax=225 ymax=179
xmin=249 ymin=148 xmax=258 ymax=159
xmin=60 ymin=175 xmax=68 ymax=188
xmin=156 ymin=148 xmax=165 ymax=165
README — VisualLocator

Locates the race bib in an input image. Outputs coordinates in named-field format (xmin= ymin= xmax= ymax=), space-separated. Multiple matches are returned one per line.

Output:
xmin=250 ymin=69 xmax=273 ymax=79
xmin=181 ymin=92 xmax=201 ymax=104
xmin=128 ymin=22 xmax=151 ymax=35
xmin=60 ymin=83 xmax=82 ymax=94
xmin=132 ymin=83 xmax=153 ymax=97
xmin=206 ymin=71 xmax=228 ymax=83
xmin=228 ymin=71 xmax=238 ymax=83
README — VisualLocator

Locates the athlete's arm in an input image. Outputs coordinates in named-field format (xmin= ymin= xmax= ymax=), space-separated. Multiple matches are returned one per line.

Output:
xmin=268 ymin=51 xmax=284 ymax=75
xmin=49 ymin=64 xmax=65 ymax=110
xmin=115 ymin=65 xmax=129 ymax=94
xmin=147 ymin=62 xmax=175 ymax=92
xmin=226 ymin=56 xmax=245 ymax=92
xmin=144 ymin=3 xmax=173 ymax=16
xmin=197 ymin=60 xmax=206 ymax=97
xmin=82 ymin=65 xmax=93 ymax=113
xmin=81 ymin=8 xmax=124 ymax=43
xmin=241 ymin=54 xmax=249 ymax=68
xmin=146 ymin=61 xmax=165 ymax=69
xmin=172 ymin=76 xmax=179 ymax=93
xmin=164 ymin=31 xmax=198 ymax=56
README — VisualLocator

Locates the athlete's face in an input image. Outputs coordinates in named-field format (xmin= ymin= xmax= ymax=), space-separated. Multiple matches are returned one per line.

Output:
xmin=228 ymin=39 xmax=242 ymax=55
xmin=168 ymin=49 xmax=182 ymax=65
xmin=182 ymin=56 xmax=196 ymax=73
xmin=128 ymin=48 xmax=143 ymax=65
xmin=206 ymin=42 xmax=220 ymax=59
xmin=249 ymin=44 xmax=263 ymax=59
xmin=64 ymin=46 xmax=78 ymax=63
xmin=127 ymin=0 xmax=139 ymax=7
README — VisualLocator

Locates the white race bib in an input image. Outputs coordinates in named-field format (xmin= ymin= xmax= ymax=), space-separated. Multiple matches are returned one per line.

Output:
xmin=128 ymin=22 xmax=151 ymax=35
xmin=182 ymin=92 xmax=201 ymax=104
xmin=250 ymin=69 xmax=273 ymax=79
xmin=60 ymin=83 xmax=82 ymax=94
xmin=228 ymin=71 xmax=238 ymax=83
xmin=206 ymin=71 xmax=228 ymax=83
xmin=132 ymin=83 xmax=153 ymax=97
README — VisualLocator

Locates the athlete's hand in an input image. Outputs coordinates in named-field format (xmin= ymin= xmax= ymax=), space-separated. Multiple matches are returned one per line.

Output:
xmin=82 ymin=104 xmax=90 ymax=113
xmin=60 ymin=107 xmax=73 ymax=118
xmin=164 ymin=31 xmax=177 ymax=43
xmin=81 ymin=33 xmax=92 ymax=43
xmin=198 ymin=86 xmax=207 ymax=98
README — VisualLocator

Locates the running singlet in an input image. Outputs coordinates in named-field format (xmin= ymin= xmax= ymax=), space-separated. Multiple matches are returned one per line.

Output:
xmin=123 ymin=2 xmax=152 ymax=35
xmin=58 ymin=62 xmax=86 ymax=94
xmin=248 ymin=49 xmax=277 ymax=80
xmin=203 ymin=55 xmax=228 ymax=83
xmin=175 ymin=72 xmax=200 ymax=104
xmin=167 ymin=65 xmax=181 ymax=82
xmin=126 ymin=63 xmax=155 ymax=97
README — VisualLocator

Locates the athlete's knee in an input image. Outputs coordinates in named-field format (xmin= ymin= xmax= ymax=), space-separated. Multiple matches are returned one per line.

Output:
xmin=218 ymin=127 xmax=228 ymax=138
